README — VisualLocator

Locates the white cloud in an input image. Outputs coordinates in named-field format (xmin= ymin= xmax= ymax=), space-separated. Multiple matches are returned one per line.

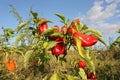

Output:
xmin=86 ymin=0 xmax=120 ymax=21
xmin=105 ymin=0 xmax=114 ymax=3
xmin=83 ymin=0 xmax=120 ymax=35
xmin=96 ymin=21 xmax=119 ymax=34
xmin=86 ymin=1 xmax=104 ymax=21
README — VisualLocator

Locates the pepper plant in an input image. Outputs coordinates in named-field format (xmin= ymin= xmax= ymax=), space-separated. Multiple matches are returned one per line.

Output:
xmin=0 ymin=27 xmax=15 ymax=64
xmin=13 ymin=11 xmax=107 ymax=80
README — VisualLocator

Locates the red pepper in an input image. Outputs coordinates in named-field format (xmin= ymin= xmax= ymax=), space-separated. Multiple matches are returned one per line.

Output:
xmin=51 ymin=34 xmax=65 ymax=55
xmin=52 ymin=33 xmax=65 ymax=55
xmin=66 ymin=27 xmax=72 ymax=34
xmin=54 ymin=25 xmax=62 ymax=33
xmin=61 ymin=25 xmax=67 ymax=30
xmin=67 ymin=18 xmax=80 ymax=34
xmin=86 ymin=72 xmax=96 ymax=80
xmin=73 ymin=32 xmax=98 ymax=47
xmin=48 ymin=25 xmax=64 ymax=41
xmin=52 ymin=43 xmax=65 ymax=55
xmin=4 ymin=59 xmax=16 ymax=72
xmin=34 ymin=60 xmax=39 ymax=66
xmin=54 ymin=36 xmax=64 ymax=43
xmin=73 ymin=18 xmax=80 ymax=24
xmin=91 ymin=75 xmax=96 ymax=80
xmin=61 ymin=25 xmax=67 ymax=33
xmin=54 ymin=25 xmax=67 ymax=34
xmin=38 ymin=18 xmax=48 ymax=35
xmin=78 ymin=60 xmax=86 ymax=69
xmin=67 ymin=24 xmax=77 ymax=34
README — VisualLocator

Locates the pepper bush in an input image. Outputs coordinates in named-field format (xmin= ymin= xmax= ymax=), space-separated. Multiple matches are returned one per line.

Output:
xmin=0 ymin=10 xmax=107 ymax=80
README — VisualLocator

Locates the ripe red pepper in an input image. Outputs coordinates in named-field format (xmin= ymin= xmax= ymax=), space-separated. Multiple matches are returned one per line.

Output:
xmin=67 ymin=24 xmax=77 ymax=34
xmin=54 ymin=25 xmax=62 ymax=33
xmin=91 ymin=75 xmax=96 ymax=80
xmin=78 ymin=60 xmax=86 ymax=69
xmin=51 ymin=35 xmax=65 ymax=55
xmin=52 ymin=43 xmax=65 ymax=55
xmin=66 ymin=27 xmax=72 ymax=34
xmin=61 ymin=25 xmax=67 ymax=33
xmin=54 ymin=25 xmax=67 ymax=34
xmin=34 ymin=60 xmax=39 ymax=66
xmin=61 ymin=25 xmax=67 ymax=30
xmin=54 ymin=36 xmax=64 ymax=43
xmin=86 ymin=72 xmax=96 ymax=80
xmin=73 ymin=18 xmax=80 ymax=24
xmin=73 ymin=32 xmax=98 ymax=47
xmin=67 ymin=18 xmax=80 ymax=34
xmin=4 ymin=59 xmax=16 ymax=72
xmin=38 ymin=18 xmax=48 ymax=35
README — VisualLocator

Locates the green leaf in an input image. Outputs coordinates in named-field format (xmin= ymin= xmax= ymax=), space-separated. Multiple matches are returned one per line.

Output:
xmin=74 ymin=22 xmax=79 ymax=31
xmin=50 ymin=73 xmax=61 ymax=80
xmin=85 ymin=28 xmax=102 ymax=37
xmin=24 ymin=50 xmax=33 ymax=69
xmin=55 ymin=13 xmax=65 ymax=21
xmin=0 ymin=47 xmax=2 ymax=51
xmin=30 ymin=10 xmax=39 ymax=25
xmin=99 ymin=37 xmax=107 ymax=46
xmin=7 ymin=31 xmax=14 ymax=37
xmin=37 ymin=20 xmax=52 ymax=26
xmin=30 ymin=11 xmax=38 ymax=19
xmin=42 ymin=27 xmax=56 ymax=35
xmin=60 ymin=20 xmax=65 ymax=24
xmin=82 ymin=48 xmax=96 ymax=73
xmin=5 ymin=52 xmax=9 ymax=62
xmin=79 ymin=23 xmax=84 ymax=31
xmin=3 ymin=28 xmax=14 ymax=36
xmin=16 ymin=50 xmax=24 ymax=56
xmin=81 ymin=24 xmax=88 ymax=30
xmin=0 ymin=34 xmax=3 ymax=36
xmin=78 ymin=68 xmax=87 ymax=80
xmin=65 ymin=74 xmax=78 ymax=80
xmin=74 ymin=22 xmax=83 ymax=31
xmin=84 ymin=47 xmax=91 ymax=60
xmin=16 ymin=21 xmax=30 ymax=33
xmin=24 ymin=27 xmax=36 ymax=35
xmin=50 ymin=32 xmax=63 ymax=37
xmin=46 ymin=41 xmax=58 ymax=50
xmin=116 ymin=29 xmax=120 ymax=33
xmin=114 ymin=36 xmax=120 ymax=43
xmin=85 ymin=58 xmax=96 ymax=74
xmin=24 ymin=27 xmax=35 ymax=30
xmin=91 ymin=33 xmax=107 ymax=46
xmin=43 ymin=42 xmax=48 ymax=48
xmin=110 ymin=36 xmax=120 ymax=47
xmin=14 ymin=33 xmax=27 ymax=47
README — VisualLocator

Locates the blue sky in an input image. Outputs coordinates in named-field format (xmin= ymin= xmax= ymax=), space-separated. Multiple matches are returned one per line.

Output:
xmin=0 ymin=0 xmax=120 ymax=45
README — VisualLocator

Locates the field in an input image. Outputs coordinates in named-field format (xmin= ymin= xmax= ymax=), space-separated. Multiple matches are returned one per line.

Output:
xmin=0 ymin=45 xmax=120 ymax=80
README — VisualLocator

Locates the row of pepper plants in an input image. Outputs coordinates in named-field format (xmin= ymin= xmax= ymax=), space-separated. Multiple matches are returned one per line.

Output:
xmin=1 ymin=11 xmax=107 ymax=80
